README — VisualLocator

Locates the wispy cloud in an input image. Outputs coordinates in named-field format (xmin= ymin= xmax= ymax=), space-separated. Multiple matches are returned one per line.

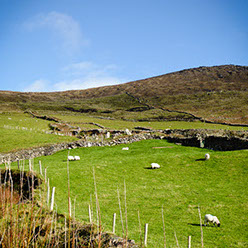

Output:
xmin=58 ymin=61 xmax=123 ymax=90
xmin=24 ymin=11 xmax=87 ymax=54
xmin=23 ymin=62 xmax=126 ymax=92
xmin=53 ymin=76 xmax=121 ymax=91
xmin=62 ymin=62 xmax=118 ymax=77
xmin=23 ymin=79 xmax=50 ymax=92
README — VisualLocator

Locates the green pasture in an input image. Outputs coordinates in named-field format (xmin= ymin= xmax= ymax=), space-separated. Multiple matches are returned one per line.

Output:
xmin=9 ymin=139 xmax=248 ymax=247
xmin=0 ymin=112 xmax=50 ymax=130
xmin=0 ymin=112 xmax=77 ymax=153
xmin=52 ymin=112 xmax=248 ymax=131
xmin=0 ymin=110 xmax=247 ymax=154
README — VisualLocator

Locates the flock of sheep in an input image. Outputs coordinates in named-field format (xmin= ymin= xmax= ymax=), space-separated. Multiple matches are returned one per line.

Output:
xmin=67 ymin=148 xmax=220 ymax=227
xmin=68 ymin=155 xmax=80 ymax=161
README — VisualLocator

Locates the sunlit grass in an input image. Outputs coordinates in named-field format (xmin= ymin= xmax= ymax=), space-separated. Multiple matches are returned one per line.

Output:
xmin=9 ymin=139 xmax=247 ymax=247
xmin=0 ymin=112 xmax=77 ymax=153
xmin=52 ymin=112 xmax=248 ymax=131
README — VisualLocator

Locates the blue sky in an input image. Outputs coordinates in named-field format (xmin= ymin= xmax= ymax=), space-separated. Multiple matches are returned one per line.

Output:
xmin=0 ymin=0 xmax=247 ymax=92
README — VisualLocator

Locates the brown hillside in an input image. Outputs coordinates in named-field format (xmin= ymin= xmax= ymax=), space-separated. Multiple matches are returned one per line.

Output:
xmin=1 ymin=64 xmax=247 ymax=99
xmin=0 ymin=64 xmax=248 ymax=124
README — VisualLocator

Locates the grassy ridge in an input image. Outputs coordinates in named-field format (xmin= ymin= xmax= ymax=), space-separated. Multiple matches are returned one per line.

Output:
xmin=9 ymin=139 xmax=247 ymax=247
xmin=0 ymin=112 xmax=77 ymax=153
xmin=52 ymin=112 xmax=248 ymax=131
xmin=1 ymin=65 xmax=248 ymax=124
xmin=150 ymin=91 xmax=248 ymax=124
xmin=0 ymin=111 xmax=247 ymax=154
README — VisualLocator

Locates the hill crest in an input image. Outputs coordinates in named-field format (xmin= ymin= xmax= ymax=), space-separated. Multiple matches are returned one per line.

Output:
xmin=0 ymin=64 xmax=248 ymax=124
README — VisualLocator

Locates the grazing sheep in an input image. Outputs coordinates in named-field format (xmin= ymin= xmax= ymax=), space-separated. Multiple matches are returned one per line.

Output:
xmin=205 ymin=153 xmax=210 ymax=160
xmin=204 ymin=214 xmax=220 ymax=227
xmin=74 ymin=156 xmax=80 ymax=160
xmin=122 ymin=147 xmax=129 ymax=150
xmin=68 ymin=156 xmax=75 ymax=161
xmin=151 ymin=163 xmax=160 ymax=169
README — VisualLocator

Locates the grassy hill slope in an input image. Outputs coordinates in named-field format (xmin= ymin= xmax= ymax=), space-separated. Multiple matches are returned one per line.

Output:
xmin=0 ymin=64 xmax=247 ymax=124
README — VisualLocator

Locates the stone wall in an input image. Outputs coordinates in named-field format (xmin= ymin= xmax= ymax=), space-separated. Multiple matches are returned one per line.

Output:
xmin=0 ymin=133 xmax=159 ymax=164
xmin=163 ymin=129 xmax=248 ymax=151
xmin=1 ymin=129 xmax=247 ymax=164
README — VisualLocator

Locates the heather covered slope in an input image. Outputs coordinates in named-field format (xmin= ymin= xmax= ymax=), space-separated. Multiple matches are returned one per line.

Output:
xmin=1 ymin=65 xmax=248 ymax=124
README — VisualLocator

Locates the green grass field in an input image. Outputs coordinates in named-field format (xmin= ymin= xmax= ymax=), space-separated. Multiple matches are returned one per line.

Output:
xmin=51 ymin=112 xmax=248 ymax=131
xmin=8 ymin=139 xmax=247 ymax=247
xmin=1 ymin=111 xmax=247 ymax=154
xmin=0 ymin=112 xmax=77 ymax=153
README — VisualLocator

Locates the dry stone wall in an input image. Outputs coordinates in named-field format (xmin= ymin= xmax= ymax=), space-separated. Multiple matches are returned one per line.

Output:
xmin=163 ymin=129 xmax=248 ymax=151
xmin=1 ymin=129 xmax=247 ymax=164
xmin=0 ymin=133 xmax=159 ymax=164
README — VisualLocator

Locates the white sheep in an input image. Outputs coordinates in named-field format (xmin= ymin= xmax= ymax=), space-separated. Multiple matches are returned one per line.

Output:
xmin=205 ymin=153 xmax=210 ymax=160
xmin=122 ymin=147 xmax=129 ymax=150
xmin=204 ymin=214 xmax=220 ymax=227
xmin=151 ymin=163 xmax=160 ymax=169
xmin=68 ymin=156 xmax=75 ymax=161
xmin=74 ymin=156 xmax=80 ymax=160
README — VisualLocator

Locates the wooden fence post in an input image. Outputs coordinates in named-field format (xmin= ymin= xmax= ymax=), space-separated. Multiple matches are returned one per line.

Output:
xmin=44 ymin=168 xmax=47 ymax=184
xmin=29 ymin=159 xmax=32 ymax=171
xmin=112 ymin=213 xmax=116 ymax=234
xmin=50 ymin=187 xmax=55 ymax=211
xmin=188 ymin=235 xmax=191 ymax=248
xmin=39 ymin=160 xmax=43 ymax=176
xmin=47 ymin=178 xmax=50 ymax=207
xmin=88 ymin=205 xmax=92 ymax=224
xmin=144 ymin=223 xmax=148 ymax=247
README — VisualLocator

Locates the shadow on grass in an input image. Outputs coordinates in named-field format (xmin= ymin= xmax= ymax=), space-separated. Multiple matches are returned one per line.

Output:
xmin=144 ymin=167 xmax=158 ymax=170
xmin=195 ymin=158 xmax=206 ymax=161
xmin=188 ymin=223 xmax=201 ymax=227
xmin=188 ymin=223 xmax=214 ymax=228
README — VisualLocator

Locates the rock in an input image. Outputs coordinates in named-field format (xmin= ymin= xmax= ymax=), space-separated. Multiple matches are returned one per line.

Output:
xmin=125 ymin=129 xmax=132 ymax=135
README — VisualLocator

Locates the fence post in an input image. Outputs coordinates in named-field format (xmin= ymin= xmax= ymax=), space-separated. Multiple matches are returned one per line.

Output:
xmin=47 ymin=178 xmax=50 ymax=207
xmin=39 ymin=160 xmax=43 ymax=176
xmin=188 ymin=236 xmax=191 ymax=248
xmin=44 ymin=168 xmax=47 ymax=184
xmin=50 ymin=187 xmax=55 ymax=211
xmin=144 ymin=223 xmax=148 ymax=247
xmin=29 ymin=159 xmax=32 ymax=171
xmin=112 ymin=213 xmax=116 ymax=234
xmin=198 ymin=206 xmax=204 ymax=248
xmin=88 ymin=205 xmax=92 ymax=224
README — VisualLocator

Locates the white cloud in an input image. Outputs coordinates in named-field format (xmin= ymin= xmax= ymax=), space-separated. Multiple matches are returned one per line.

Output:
xmin=24 ymin=11 xmax=87 ymax=54
xmin=62 ymin=61 xmax=118 ymax=77
xmin=55 ymin=61 xmax=123 ymax=90
xmin=54 ymin=76 xmax=122 ymax=91
xmin=23 ymin=79 xmax=50 ymax=92
xmin=57 ymin=61 xmax=123 ymax=90
xmin=62 ymin=61 xmax=94 ymax=76
xmin=23 ymin=62 xmax=126 ymax=92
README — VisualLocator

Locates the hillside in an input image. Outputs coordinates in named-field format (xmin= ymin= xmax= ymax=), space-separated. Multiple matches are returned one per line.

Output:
xmin=0 ymin=64 xmax=248 ymax=124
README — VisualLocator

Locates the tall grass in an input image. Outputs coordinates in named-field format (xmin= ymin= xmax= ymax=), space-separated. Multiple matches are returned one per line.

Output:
xmin=0 ymin=164 xmax=108 ymax=247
